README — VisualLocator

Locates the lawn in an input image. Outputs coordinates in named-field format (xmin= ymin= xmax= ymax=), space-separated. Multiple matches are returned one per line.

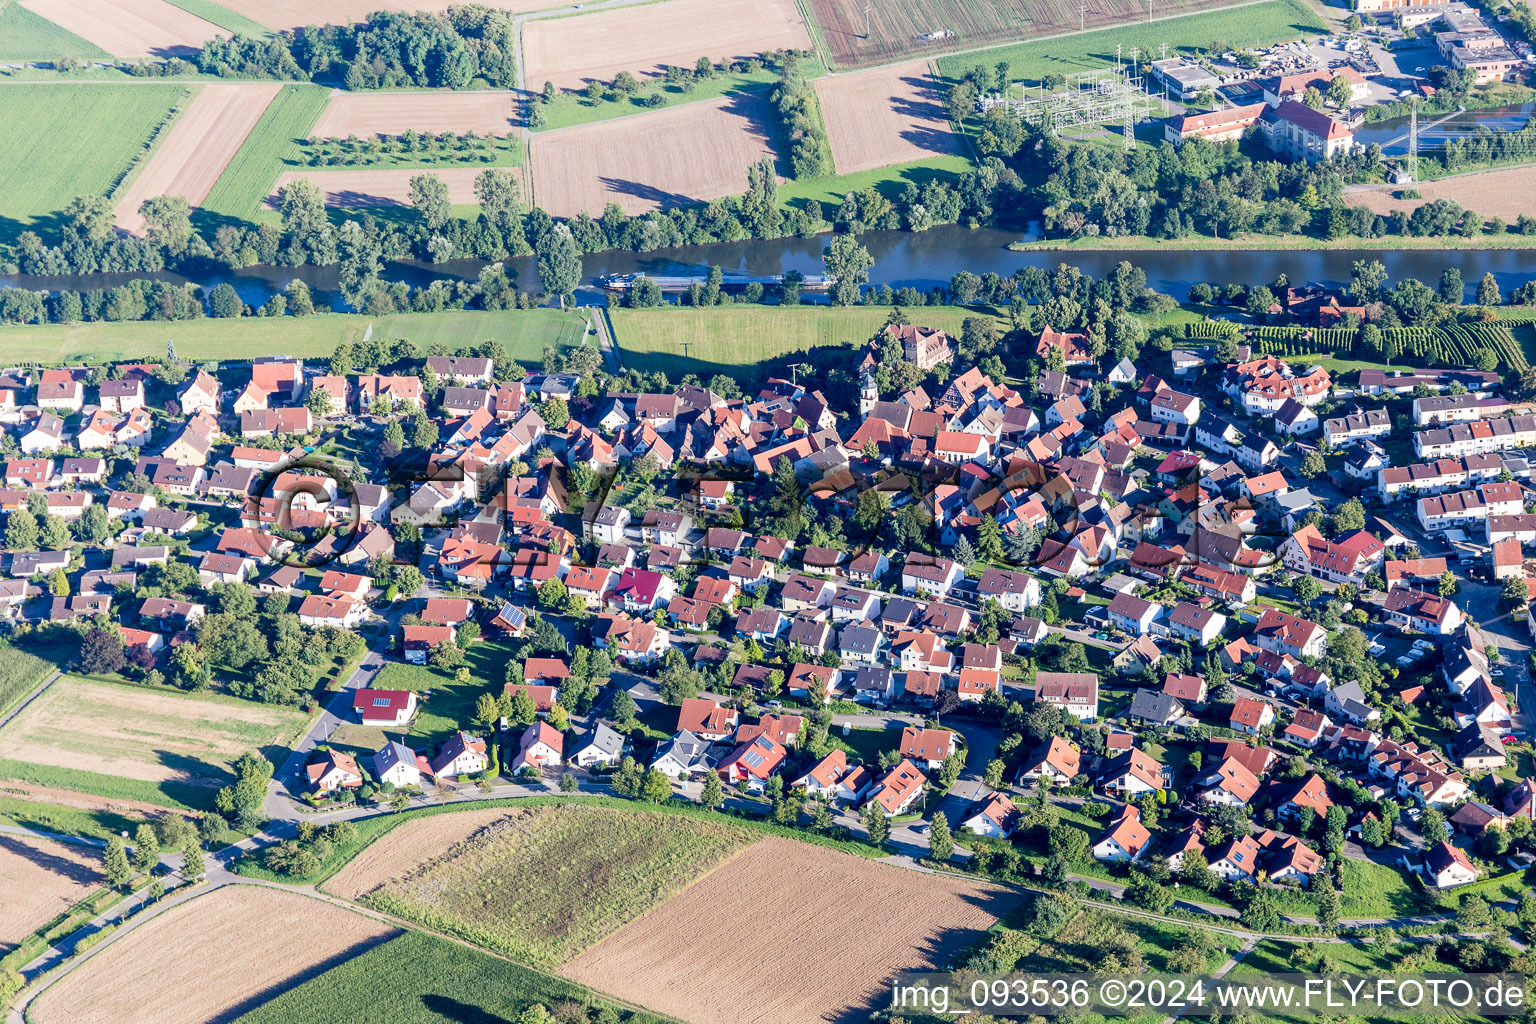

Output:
xmin=827 ymin=724 xmax=902 ymax=765
xmin=0 ymin=308 xmax=589 ymax=365
xmin=369 ymin=641 xmax=519 ymax=750
xmin=0 ymin=645 xmax=58 ymax=720
xmin=198 ymin=82 xmax=331 ymax=224
xmin=611 ymin=303 xmax=1004 ymax=378
xmin=341 ymin=803 xmax=757 ymax=965
xmin=0 ymin=4 xmax=110 ymax=60
xmin=0 ymin=675 xmax=310 ymax=809
xmin=935 ymin=0 xmax=1325 ymax=86
xmin=778 ymin=153 xmax=975 ymax=210
xmin=234 ymin=929 xmax=670 ymax=1024
xmin=0 ymin=83 xmax=188 ymax=241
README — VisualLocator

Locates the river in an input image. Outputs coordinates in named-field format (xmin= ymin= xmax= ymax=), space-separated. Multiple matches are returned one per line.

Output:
xmin=1354 ymin=103 xmax=1534 ymax=156
xmin=6 ymin=224 xmax=1536 ymax=310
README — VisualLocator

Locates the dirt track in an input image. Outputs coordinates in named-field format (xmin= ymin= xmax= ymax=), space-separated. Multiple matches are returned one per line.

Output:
xmin=522 ymin=0 xmax=812 ymax=92
xmin=0 ymin=834 xmax=103 ymax=950
xmin=20 ymin=0 xmax=226 ymax=58
xmin=312 ymin=91 xmax=517 ymax=139
xmin=530 ymin=92 xmax=776 ymax=217
xmin=1344 ymin=165 xmax=1536 ymax=222
xmin=561 ymin=837 xmax=1021 ymax=1024
xmin=214 ymin=0 xmax=558 ymax=31
xmin=816 ymin=61 xmax=962 ymax=174
xmin=268 ymin=167 xmax=487 ymax=209
xmin=114 ymin=82 xmax=282 ymax=234
xmin=31 ymin=885 xmax=395 ymax=1024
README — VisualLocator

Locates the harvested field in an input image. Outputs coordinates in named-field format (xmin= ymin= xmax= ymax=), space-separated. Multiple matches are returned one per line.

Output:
xmin=531 ymin=92 xmax=775 ymax=217
xmin=332 ymin=804 xmax=756 ymax=965
xmin=215 ymin=0 xmax=559 ymax=31
xmin=20 ymin=0 xmax=226 ymax=58
xmin=31 ymin=886 xmax=395 ymax=1024
xmin=815 ymin=61 xmax=961 ymax=174
xmin=522 ymin=0 xmax=812 ymax=92
xmin=311 ymin=91 xmax=516 ymax=139
xmin=0 ymin=675 xmax=309 ymax=789
xmin=563 ymin=837 xmax=1021 ymax=1024
xmin=813 ymin=0 xmax=1256 ymax=69
xmin=1344 ymin=166 xmax=1536 ymax=222
xmin=326 ymin=807 xmax=514 ymax=900
xmin=267 ymin=167 xmax=485 ymax=209
xmin=0 ymin=834 xmax=103 ymax=950
xmin=114 ymin=82 xmax=283 ymax=234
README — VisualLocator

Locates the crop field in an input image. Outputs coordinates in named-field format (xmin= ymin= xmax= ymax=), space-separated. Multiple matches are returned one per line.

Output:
xmin=214 ymin=0 xmax=560 ymax=31
xmin=531 ymin=92 xmax=777 ymax=218
xmin=0 ymin=833 xmax=104 ymax=951
xmin=522 ymin=0 xmax=812 ymax=92
xmin=268 ymin=166 xmax=485 ymax=210
xmin=0 ymin=646 xmax=57 ymax=720
xmin=0 ymin=676 xmax=309 ymax=796
xmin=31 ymin=886 xmax=396 ymax=1024
xmin=564 ymin=836 xmax=1021 ymax=1024
xmin=0 ymin=3 xmax=110 ymax=59
xmin=327 ymin=808 xmax=515 ymax=900
xmin=0 ymin=308 xmax=587 ymax=365
xmin=0 ymin=83 xmax=187 ymax=241
xmin=235 ymin=930 xmax=670 ymax=1024
xmin=935 ymin=0 xmax=1325 ymax=85
xmin=612 ymin=303 xmax=1000 ymax=377
xmin=1345 ymin=166 xmax=1536 ymax=222
xmin=816 ymin=61 xmax=962 ymax=174
xmin=198 ymin=82 xmax=331 ymax=224
xmin=115 ymin=82 xmax=283 ymax=233
xmin=312 ymin=91 xmax=516 ymax=139
xmin=333 ymin=804 xmax=757 ymax=966
xmin=20 ymin=0 xmax=226 ymax=58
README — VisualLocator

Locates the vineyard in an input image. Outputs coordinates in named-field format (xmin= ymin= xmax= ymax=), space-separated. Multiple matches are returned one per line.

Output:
xmin=1180 ymin=319 xmax=1530 ymax=372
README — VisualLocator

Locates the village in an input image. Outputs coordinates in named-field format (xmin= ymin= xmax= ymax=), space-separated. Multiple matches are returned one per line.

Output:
xmin=1 ymin=294 xmax=1535 ymax=947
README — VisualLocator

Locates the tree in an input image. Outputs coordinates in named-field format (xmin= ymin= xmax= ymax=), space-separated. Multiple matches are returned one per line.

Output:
xmin=75 ymin=502 xmax=111 ymax=544
xmin=409 ymin=172 xmax=451 ymax=230
xmin=1503 ymin=574 xmax=1530 ymax=607
xmin=41 ymin=515 xmax=71 ymax=550
xmin=641 ymin=767 xmax=672 ymax=803
xmin=1421 ymin=808 xmax=1449 ymax=844
xmin=977 ymin=514 xmax=1005 ymax=561
xmin=1315 ymin=871 xmax=1341 ymax=929
xmin=1477 ymin=271 xmax=1501 ymax=306
xmin=701 ymin=770 xmax=724 ymax=810
xmin=1329 ymin=497 xmax=1365 ymax=534
xmin=509 ymin=686 xmax=538 ymax=725
xmin=1327 ymin=73 xmax=1354 ymax=108
xmin=612 ymin=755 xmax=643 ymax=797
xmin=306 ymin=388 xmax=333 ymax=419
xmin=474 ymin=691 xmax=501 ymax=729
xmin=862 ymin=802 xmax=891 ymax=846
xmin=131 ymin=823 xmax=160 ymax=873
xmin=1438 ymin=570 xmax=1460 ymax=597
xmin=928 ymin=811 xmax=954 ymax=863
xmin=103 ymin=836 xmax=132 ymax=888
xmin=611 ymin=689 xmax=638 ymax=729
xmin=1439 ymin=267 xmax=1464 ymax=304
xmin=824 ymin=234 xmax=874 ymax=306
xmin=536 ymin=223 xmax=581 ymax=299
xmin=209 ymin=282 xmax=242 ymax=318
xmin=537 ymin=576 xmax=569 ymax=610
xmin=1299 ymin=449 xmax=1326 ymax=478
xmin=181 ymin=841 xmax=206 ymax=882
xmin=80 ymin=626 xmax=126 ymax=675
xmin=541 ymin=397 xmax=570 ymax=430
xmin=984 ymin=759 xmax=1006 ymax=789
xmin=1292 ymin=574 xmax=1322 ymax=604
xmin=6 ymin=508 xmax=38 ymax=551
xmin=952 ymin=535 xmax=976 ymax=567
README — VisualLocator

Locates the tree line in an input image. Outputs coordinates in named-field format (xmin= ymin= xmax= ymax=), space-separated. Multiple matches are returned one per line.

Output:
xmin=197 ymin=7 xmax=516 ymax=89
